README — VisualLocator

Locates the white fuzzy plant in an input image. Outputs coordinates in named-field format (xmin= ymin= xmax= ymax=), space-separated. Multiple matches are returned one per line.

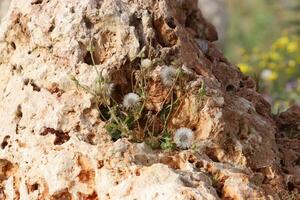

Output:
xmin=123 ymin=92 xmax=141 ymax=109
xmin=173 ymin=128 xmax=194 ymax=149
xmin=72 ymin=39 xmax=198 ymax=149
xmin=160 ymin=65 xmax=179 ymax=87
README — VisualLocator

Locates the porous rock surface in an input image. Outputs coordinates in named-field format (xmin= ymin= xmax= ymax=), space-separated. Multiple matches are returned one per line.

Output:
xmin=0 ymin=0 xmax=10 ymax=20
xmin=0 ymin=0 xmax=298 ymax=199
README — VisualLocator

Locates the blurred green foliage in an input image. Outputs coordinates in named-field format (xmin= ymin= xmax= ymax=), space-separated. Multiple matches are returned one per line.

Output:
xmin=238 ymin=35 xmax=300 ymax=112
xmin=225 ymin=0 xmax=280 ymax=62
xmin=225 ymin=0 xmax=300 ymax=112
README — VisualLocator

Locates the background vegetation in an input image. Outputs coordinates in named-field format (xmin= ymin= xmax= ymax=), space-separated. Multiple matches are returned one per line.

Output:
xmin=225 ymin=0 xmax=300 ymax=112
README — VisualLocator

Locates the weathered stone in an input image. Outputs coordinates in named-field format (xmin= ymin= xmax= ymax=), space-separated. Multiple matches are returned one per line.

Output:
xmin=0 ymin=0 xmax=298 ymax=199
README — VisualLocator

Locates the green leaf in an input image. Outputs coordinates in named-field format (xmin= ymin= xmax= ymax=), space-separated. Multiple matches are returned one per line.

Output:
xmin=124 ymin=115 xmax=135 ymax=129
xmin=199 ymin=80 xmax=206 ymax=98
xmin=105 ymin=122 xmax=122 ymax=140
xmin=160 ymin=132 xmax=175 ymax=150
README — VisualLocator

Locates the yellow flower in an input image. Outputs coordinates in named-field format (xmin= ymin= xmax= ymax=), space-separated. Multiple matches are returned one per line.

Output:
xmin=287 ymin=42 xmax=298 ymax=53
xmin=269 ymin=52 xmax=281 ymax=61
xmin=238 ymin=63 xmax=251 ymax=74
xmin=269 ymin=72 xmax=278 ymax=81
xmin=275 ymin=36 xmax=289 ymax=49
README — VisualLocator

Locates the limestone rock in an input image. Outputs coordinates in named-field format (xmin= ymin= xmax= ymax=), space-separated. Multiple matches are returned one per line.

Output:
xmin=0 ymin=0 xmax=298 ymax=200
xmin=0 ymin=0 xmax=10 ymax=21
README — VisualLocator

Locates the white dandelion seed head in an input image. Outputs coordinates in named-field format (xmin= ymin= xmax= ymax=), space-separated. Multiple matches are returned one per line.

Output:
xmin=174 ymin=128 xmax=194 ymax=149
xmin=160 ymin=65 xmax=177 ymax=86
xmin=103 ymin=83 xmax=114 ymax=97
xmin=261 ymin=69 xmax=272 ymax=81
xmin=123 ymin=92 xmax=140 ymax=109
xmin=141 ymin=59 xmax=152 ymax=69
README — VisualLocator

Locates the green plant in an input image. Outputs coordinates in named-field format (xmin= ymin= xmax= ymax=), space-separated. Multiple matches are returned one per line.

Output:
xmin=71 ymin=40 xmax=201 ymax=150
xmin=198 ymin=80 xmax=206 ymax=99
xmin=160 ymin=132 xmax=175 ymax=151
xmin=225 ymin=0 xmax=280 ymax=62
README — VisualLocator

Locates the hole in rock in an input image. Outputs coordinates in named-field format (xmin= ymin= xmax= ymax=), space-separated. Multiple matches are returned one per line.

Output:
xmin=135 ymin=169 xmax=141 ymax=176
xmin=47 ymin=82 xmax=64 ymax=97
xmin=97 ymin=160 xmax=104 ymax=169
xmin=166 ymin=17 xmax=176 ymax=29
xmin=31 ymin=0 xmax=43 ymax=5
xmin=129 ymin=13 xmax=144 ymax=47
xmin=1 ymin=136 xmax=10 ymax=149
xmin=24 ymin=79 xmax=41 ymax=91
xmin=11 ymin=42 xmax=16 ymax=50
xmin=287 ymin=182 xmax=295 ymax=191
xmin=50 ymin=188 xmax=72 ymax=200
xmin=0 ymin=159 xmax=14 ymax=181
xmin=195 ymin=161 xmax=203 ymax=168
xmin=31 ymin=81 xmax=41 ymax=92
xmin=185 ymin=11 xmax=198 ymax=30
xmin=48 ymin=24 xmax=55 ymax=32
xmin=295 ymin=157 xmax=300 ymax=166
xmin=226 ymin=84 xmax=235 ymax=92
xmin=83 ymin=15 xmax=93 ymax=29
xmin=83 ymin=51 xmax=94 ymax=65
xmin=205 ymin=148 xmax=220 ymax=162
xmin=81 ymin=191 xmax=98 ymax=200
xmin=23 ymin=78 xmax=30 ymax=85
xmin=239 ymin=81 xmax=244 ymax=88
xmin=153 ymin=18 xmax=178 ymax=47
xmin=215 ymin=185 xmax=223 ymax=198
xmin=129 ymin=13 xmax=141 ymax=27
xmin=282 ymin=168 xmax=289 ymax=174
xmin=16 ymin=105 xmax=23 ymax=119
xmin=30 ymin=183 xmax=39 ymax=192
xmin=99 ymin=105 xmax=110 ymax=121
xmin=188 ymin=155 xmax=196 ymax=163
xmin=79 ymin=133 xmax=96 ymax=145
xmin=40 ymin=128 xmax=70 ymax=145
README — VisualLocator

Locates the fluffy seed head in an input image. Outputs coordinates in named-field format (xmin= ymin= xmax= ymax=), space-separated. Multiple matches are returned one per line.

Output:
xmin=102 ymin=83 xmax=114 ymax=97
xmin=174 ymin=128 xmax=194 ymax=149
xmin=160 ymin=66 xmax=177 ymax=86
xmin=95 ymin=82 xmax=114 ymax=97
xmin=123 ymin=93 xmax=140 ymax=109
xmin=141 ymin=59 xmax=152 ymax=69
